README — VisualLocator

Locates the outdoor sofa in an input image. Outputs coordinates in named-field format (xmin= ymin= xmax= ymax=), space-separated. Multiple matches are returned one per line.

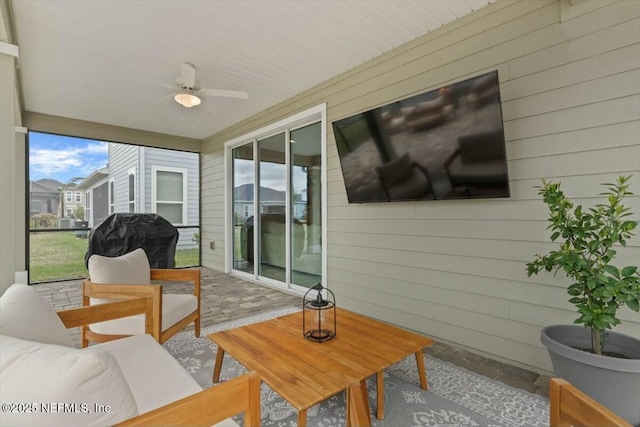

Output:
xmin=0 ymin=283 xmax=260 ymax=427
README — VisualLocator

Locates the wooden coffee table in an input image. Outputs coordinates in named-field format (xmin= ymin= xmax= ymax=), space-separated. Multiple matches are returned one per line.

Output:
xmin=208 ymin=308 xmax=434 ymax=427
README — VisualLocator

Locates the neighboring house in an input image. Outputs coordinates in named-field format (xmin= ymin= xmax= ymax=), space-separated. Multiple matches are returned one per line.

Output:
xmin=29 ymin=179 xmax=62 ymax=217
xmin=30 ymin=179 xmax=84 ymax=228
xmin=60 ymin=183 xmax=84 ymax=219
xmin=79 ymin=144 xmax=200 ymax=247
xmin=76 ymin=167 xmax=109 ymax=228
xmin=108 ymin=143 xmax=199 ymax=226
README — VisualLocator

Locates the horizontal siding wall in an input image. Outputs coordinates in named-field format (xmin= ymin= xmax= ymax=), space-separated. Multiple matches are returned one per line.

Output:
xmin=200 ymin=152 xmax=225 ymax=269
xmin=143 ymin=148 xmax=200 ymax=227
xmin=109 ymin=143 xmax=139 ymax=214
xmin=201 ymin=0 xmax=640 ymax=373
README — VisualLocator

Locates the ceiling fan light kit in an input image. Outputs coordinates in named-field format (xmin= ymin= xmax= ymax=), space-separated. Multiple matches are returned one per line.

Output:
xmin=171 ymin=62 xmax=248 ymax=109
xmin=174 ymin=91 xmax=201 ymax=108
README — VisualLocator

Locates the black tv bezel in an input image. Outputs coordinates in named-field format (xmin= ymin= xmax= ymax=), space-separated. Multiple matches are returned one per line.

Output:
xmin=331 ymin=70 xmax=510 ymax=204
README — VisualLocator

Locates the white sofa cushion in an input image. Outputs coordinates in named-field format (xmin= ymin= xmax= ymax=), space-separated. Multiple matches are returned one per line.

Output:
xmin=98 ymin=334 xmax=240 ymax=427
xmin=0 ymin=283 xmax=74 ymax=348
xmin=96 ymin=334 xmax=201 ymax=414
xmin=88 ymin=248 xmax=150 ymax=285
xmin=0 ymin=334 xmax=138 ymax=427
xmin=89 ymin=293 xmax=197 ymax=335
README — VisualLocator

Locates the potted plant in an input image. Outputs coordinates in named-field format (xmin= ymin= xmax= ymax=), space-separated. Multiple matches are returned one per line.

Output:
xmin=526 ymin=175 xmax=640 ymax=426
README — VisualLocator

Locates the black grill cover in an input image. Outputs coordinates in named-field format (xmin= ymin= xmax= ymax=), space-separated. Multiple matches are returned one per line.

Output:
xmin=85 ymin=213 xmax=178 ymax=269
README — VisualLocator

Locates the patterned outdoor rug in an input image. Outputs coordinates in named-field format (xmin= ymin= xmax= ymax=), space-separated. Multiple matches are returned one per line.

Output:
xmin=163 ymin=307 xmax=549 ymax=427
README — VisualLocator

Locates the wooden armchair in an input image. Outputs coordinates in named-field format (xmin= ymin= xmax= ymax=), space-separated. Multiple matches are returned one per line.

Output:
xmin=82 ymin=248 xmax=200 ymax=347
xmin=550 ymin=378 xmax=631 ymax=427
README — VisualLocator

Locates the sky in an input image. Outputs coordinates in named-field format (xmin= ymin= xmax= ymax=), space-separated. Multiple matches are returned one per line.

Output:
xmin=29 ymin=132 xmax=108 ymax=183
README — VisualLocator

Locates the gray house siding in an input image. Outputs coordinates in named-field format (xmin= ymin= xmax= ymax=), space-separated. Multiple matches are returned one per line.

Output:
xmin=143 ymin=148 xmax=199 ymax=225
xmin=92 ymin=181 xmax=109 ymax=226
xmin=109 ymin=143 xmax=140 ymax=215
xmin=108 ymin=143 xmax=199 ymax=249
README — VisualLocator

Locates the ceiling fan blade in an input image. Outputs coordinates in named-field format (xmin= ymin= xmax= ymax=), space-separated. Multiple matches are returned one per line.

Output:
xmin=152 ymin=93 xmax=176 ymax=104
xmin=202 ymin=89 xmax=249 ymax=99
xmin=181 ymin=62 xmax=196 ymax=88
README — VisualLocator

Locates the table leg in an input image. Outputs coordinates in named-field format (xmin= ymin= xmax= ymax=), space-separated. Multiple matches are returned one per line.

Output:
xmin=415 ymin=349 xmax=428 ymax=390
xmin=212 ymin=348 xmax=225 ymax=383
xmin=376 ymin=371 xmax=384 ymax=419
xmin=297 ymin=409 xmax=307 ymax=427
xmin=347 ymin=380 xmax=371 ymax=427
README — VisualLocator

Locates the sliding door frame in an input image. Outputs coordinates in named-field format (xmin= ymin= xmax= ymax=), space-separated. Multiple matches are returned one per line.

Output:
xmin=224 ymin=103 xmax=327 ymax=294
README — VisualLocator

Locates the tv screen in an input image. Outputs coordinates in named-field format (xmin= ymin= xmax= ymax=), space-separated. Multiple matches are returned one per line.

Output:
xmin=332 ymin=70 xmax=510 ymax=203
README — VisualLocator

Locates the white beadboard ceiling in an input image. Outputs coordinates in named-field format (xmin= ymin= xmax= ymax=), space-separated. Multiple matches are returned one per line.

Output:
xmin=12 ymin=0 xmax=494 ymax=140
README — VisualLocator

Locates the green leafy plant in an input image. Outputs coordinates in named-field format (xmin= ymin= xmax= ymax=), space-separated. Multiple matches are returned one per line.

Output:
xmin=526 ymin=175 xmax=640 ymax=355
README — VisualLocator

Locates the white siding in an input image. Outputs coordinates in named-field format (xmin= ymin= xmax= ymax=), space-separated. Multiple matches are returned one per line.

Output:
xmin=144 ymin=147 xmax=199 ymax=227
xmin=107 ymin=143 xmax=200 ymax=249
xmin=201 ymin=0 xmax=640 ymax=373
xmin=201 ymin=151 xmax=225 ymax=269
xmin=108 ymin=143 xmax=140 ymax=214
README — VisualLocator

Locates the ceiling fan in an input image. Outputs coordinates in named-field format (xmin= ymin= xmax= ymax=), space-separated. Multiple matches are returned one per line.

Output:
xmin=171 ymin=62 xmax=248 ymax=108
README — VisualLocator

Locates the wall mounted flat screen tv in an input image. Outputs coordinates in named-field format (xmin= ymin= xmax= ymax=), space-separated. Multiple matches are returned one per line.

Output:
xmin=332 ymin=71 xmax=510 ymax=203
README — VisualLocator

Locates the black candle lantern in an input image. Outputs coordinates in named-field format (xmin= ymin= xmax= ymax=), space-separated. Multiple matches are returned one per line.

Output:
xmin=303 ymin=283 xmax=336 ymax=343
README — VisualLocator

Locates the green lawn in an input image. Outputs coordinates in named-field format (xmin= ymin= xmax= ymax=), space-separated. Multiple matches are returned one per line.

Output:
xmin=29 ymin=232 xmax=199 ymax=283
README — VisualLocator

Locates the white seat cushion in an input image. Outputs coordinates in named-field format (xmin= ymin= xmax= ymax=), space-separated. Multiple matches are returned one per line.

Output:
xmin=89 ymin=293 xmax=197 ymax=335
xmin=96 ymin=334 xmax=200 ymax=414
xmin=0 ymin=284 xmax=74 ymax=348
xmin=98 ymin=335 xmax=239 ymax=427
xmin=0 ymin=334 xmax=138 ymax=427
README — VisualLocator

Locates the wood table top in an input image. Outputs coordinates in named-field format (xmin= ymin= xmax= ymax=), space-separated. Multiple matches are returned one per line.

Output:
xmin=208 ymin=307 xmax=434 ymax=412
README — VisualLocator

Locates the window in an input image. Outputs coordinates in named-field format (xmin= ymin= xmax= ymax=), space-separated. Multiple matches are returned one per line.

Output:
xmin=109 ymin=179 xmax=115 ymax=214
xmin=152 ymin=166 xmax=186 ymax=225
xmin=65 ymin=191 xmax=72 ymax=202
xmin=75 ymin=191 xmax=81 ymax=202
xmin=128 ymin=168 xmax=136 ymax=213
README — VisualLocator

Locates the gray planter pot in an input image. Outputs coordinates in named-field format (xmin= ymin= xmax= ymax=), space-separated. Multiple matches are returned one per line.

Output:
xmin=541 ymin=325 xmax=640 ymax=427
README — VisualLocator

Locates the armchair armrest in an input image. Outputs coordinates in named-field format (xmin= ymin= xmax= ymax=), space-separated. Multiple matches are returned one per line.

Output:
xmin=550 ymin=378 xmax=631 ymax=427
xmin=57 ymin=297 xmax=153 ymax=335
xmin=82 ymin=280 xmax=162 ymax=343
xmin=116 ymin=372 xmax=261 ymax=427
xmin=151 ymin=268 xmax=201 ymax=298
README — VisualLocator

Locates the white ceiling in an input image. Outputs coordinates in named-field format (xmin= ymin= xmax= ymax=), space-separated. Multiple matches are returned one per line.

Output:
xmin=12 ymin=0 xmax=494 ymax=140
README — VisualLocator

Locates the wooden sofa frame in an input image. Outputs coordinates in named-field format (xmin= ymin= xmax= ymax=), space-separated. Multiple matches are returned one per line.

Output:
xmin=57 ymin=297 xmax=260 ymax=427
xmin=549 ymin=378 xmax=630 ymax=427
xmin=82 ymin=268 xmax=201 ymax=347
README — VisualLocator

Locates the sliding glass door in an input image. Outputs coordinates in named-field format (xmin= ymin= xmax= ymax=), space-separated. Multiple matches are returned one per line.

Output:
xmin=290 ymin=123 xmax=322 ymax=287
xmin=232 ymin=143 xmax=254 ymax=274
xmin=228 ymin=106 xmax=325 ymax=293
xmin=257 ymin=132 xmax=287 ymax=282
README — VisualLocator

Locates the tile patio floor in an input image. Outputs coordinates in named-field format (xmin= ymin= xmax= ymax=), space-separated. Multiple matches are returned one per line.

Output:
xmin=33 ymin=266 xmax=550 ymax=398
